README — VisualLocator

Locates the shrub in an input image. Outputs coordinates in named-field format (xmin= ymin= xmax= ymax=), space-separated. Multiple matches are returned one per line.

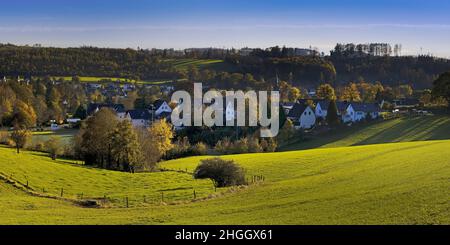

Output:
xmin=247 ymin=137 xmax=263 ymax=153
xmin=0 ymin=131 xmax=9 ymax=145
xmin=192 ymin=142 xmax=208 ymax=155
xmin=214 ymin=138 xmax=231 ymax=154
xmin=27 ymin=141 xmax=45 ymax=152
xmin=44 ymin=136 xmax=63 ymax=160
xmin=194 ymin=158 xmax=246 ymax=187
xmin=231 ymin=137 xmax=249 ymax=154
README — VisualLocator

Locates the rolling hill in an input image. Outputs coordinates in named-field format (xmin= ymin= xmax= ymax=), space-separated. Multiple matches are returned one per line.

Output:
xmin=281 ymin=116 xmax=450 ymax=151
xmin=1 ymin=138 xmax=449 ymax=224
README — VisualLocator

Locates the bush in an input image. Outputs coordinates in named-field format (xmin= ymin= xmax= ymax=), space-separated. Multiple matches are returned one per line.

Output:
xmin=192 ymin=142 xmax=208 ymax=155
xmin=27 ymin=141 xmax=45 ymax=152
xmin=44 ymin=136 xmax=63 ymax=160
xmin=0 ymin=131 xmax=9 ymax=145
xmin=194 ymin=158 xmax=246 ymax=187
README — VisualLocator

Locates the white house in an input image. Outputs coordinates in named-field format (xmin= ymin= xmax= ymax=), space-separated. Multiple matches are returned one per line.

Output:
xmin=287 ymin=103 xmax=316 ymax=129
xmin=153 ymin=99 xmax=172 ymax=117
xmin=336 ymin=101 xmax=355 ymax=123
xmin=351 ymin=102 xmax=382 ymax=121
xmin=315 ymin=100 xmax=329 ymax=119
xmin=125 ymin=109 xmax=153 ymax=127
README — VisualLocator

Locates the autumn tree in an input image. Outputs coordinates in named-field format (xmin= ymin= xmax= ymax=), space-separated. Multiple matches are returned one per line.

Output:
xmin=110 ymin=120 xmax=141 ymax=172
xmin=136 ymin=119 xmax=174 ymax=170
xmin=316 ymin=84 xmax=336 ymax=100
xmin=10 ymin=128 xmax=30 ymax=154
xmin=340 ymin=83 xmax=361 ymax=102
xmin=76 ymin=108 xmax=119 ymax=168
xmin=45 ymin=136 xmax=63 ymax=160
xmin=147 ymin=119 xmax=174 ymax=158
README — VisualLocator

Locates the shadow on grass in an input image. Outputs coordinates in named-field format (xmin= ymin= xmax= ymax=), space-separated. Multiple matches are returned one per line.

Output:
xmin=281 ymin=116 xmax=450 ymax=152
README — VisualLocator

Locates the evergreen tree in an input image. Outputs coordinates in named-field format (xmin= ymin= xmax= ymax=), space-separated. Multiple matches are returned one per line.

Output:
xmin=326 ymin=100 xmax=340 ymax=126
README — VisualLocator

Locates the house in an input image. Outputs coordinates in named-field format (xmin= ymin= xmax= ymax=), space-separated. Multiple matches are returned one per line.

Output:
xmin=281 ymin=102 xmax=295 ymax=115
xmin=125 ymin=109 xmax=153 ymax=127
xmin=351 ymin=102 xmax=382 ymax=121
xmin=122 ymin=83 xmax=136 ymax=92
xmin=336 ymin=101 xmax=355 ymax=123
xmin=86 ymin=103 xmax=126 ymax=119
xmin=392 ymin=98 xmax=420 ymax=109
xmin=87 ymin=83 xmax=102 ymax=90
xmin=287 ymin=103 xmax=316 ymax=129
xmin=153 ymin=99 xmax=172 ymax=117
xmin=314 ymin=100 xmax=329 ymax=120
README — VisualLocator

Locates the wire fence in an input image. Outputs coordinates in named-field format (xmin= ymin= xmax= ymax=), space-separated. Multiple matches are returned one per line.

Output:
xmin=1 ymin=171 xmax=266 ymax=208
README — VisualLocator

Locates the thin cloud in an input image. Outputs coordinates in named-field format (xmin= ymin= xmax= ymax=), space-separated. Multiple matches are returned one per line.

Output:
xmin=1 ymin=23 xmax=450 ymax=33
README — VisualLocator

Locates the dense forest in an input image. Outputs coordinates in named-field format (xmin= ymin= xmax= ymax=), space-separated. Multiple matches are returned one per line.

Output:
xmin=1 ymin=44 xmax=450 ymax=89
xmin=0 ymin=44 xmax=181 ymax=80
xmin=329 ymin=55 xmax=450 ymax=89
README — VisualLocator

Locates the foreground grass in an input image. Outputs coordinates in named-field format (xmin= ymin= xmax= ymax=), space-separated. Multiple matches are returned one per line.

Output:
xmin=1 ymin=140 xmax=449 ymax=224
xmin=281 ymin=115 xmax=450 ymax=151
xmin=0 ymin=146 xmax=216 ymax=206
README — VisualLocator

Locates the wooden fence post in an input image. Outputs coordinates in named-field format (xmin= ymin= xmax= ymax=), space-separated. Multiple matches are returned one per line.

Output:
xmin=193 ymin=189 xmax=196 ymax=199
xmin=161 ymin=192 xmax=164 ymax=202
xmin=60 ymin=188 xmax=64 ymax=197
xmin=126 ymin=196 xmax=129 ymax=208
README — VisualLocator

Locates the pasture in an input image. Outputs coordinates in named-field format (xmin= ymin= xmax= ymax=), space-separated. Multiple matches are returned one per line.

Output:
xmin=1 ymin=139 xmax=449 ymax=224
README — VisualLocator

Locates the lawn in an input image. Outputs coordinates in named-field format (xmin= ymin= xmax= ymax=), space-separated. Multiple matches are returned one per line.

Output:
xmin=0 ymin=146 xmax=216 ymax=207
xmin=31 ymin=129 xmax=78 ymax=147
xmin=49 ymin=76 xmax=178 ymax=85
xmin=281 ymin=115 xmax=450 ymax=151
xmin=1 ymin=139 xmax=449 ymax=224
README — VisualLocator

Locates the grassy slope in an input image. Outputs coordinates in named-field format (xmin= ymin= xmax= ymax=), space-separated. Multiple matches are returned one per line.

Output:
xmin=281 ymin=116 xmax=450 ymax=151
xmin=0 ymin=146 xmax=216 ymax=206
xmin=1 ymin=140 xmax=449 ymax=224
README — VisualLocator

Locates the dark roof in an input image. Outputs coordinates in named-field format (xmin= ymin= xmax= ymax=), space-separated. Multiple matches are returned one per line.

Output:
xmin=87 ymin=103 xmax=125 ymax=115
xmin=127 ymin=109 xmax=152 ymax=120
xmin=335 ymin=101 xmax=351 ymax=112
xmin=287 ymin=103 xmax=309 ymax=118
xmin=153 ymin=99 xmax=166 ymax=109
xmin=316 ymin=100 xmax=330 ymax=110
xmin=392 ymin=98 xmax=420 ymax=107
xmin=351 ymin=102 xmax=382 ymax=113
xmin=281 ymin=102 xmax=295 ymax=107
xmin=156 ymin=111 xmax=172 ymax=120
xmin=296 ymin=99 xmax=330 ymax=110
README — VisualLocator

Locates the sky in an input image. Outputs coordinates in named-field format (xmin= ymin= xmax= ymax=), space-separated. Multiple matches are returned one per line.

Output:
xmin=1 ymin=0 xmax=450 ymax=57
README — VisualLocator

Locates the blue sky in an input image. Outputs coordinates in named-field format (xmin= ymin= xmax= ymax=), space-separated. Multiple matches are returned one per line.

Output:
xmin=1 ymin=0 xmax=450 ymax=57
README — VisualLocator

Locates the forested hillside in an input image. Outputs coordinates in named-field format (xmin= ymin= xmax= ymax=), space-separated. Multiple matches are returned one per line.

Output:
xmin=0 ymin=44 xmax=180 ymax=80
xmin=1 ymin=44 xmax=450 ymax=89
xmin=329 ymin=55 xmax=450 ymax=89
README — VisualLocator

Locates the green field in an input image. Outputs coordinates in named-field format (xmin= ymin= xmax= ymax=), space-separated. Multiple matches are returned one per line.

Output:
xmin=164 ymin=58 xmax=224 ymax=70
xmin=282 ymin=116 xmax=450 ymax=151
xmin=0 ymin=116 xmax=449 ymax=224
xmin=0 ymin=145 xmax=217 ymax=207
xmin=31 ymin=129 xmax=78 ymax=147
xmin=50 ymin=76 xmax=178 ymax=85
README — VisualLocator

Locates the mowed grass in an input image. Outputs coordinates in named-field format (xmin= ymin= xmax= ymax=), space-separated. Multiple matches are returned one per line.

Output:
xmin=281 ymin=115 xmax=450 ymax=151
xmin=31 ymin=129 xmax=78 ymax=147
xmin=0 ymin=146 xmax=216 ymax=206
xmin=50 ymin=76 xmax=176 ymax=85
xmin=164 ymin=58 xmax=224 ymax=70
xmin=1 ymin=139 xmax=449 ymax=224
